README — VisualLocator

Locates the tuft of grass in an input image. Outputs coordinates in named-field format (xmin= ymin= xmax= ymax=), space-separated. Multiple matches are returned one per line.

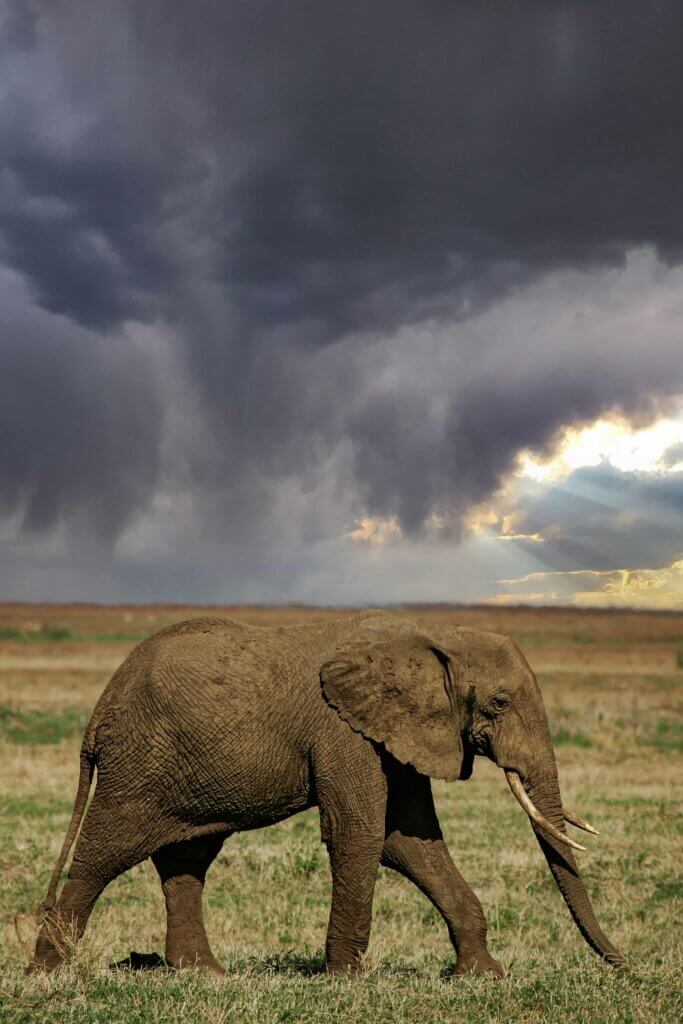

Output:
xmin=0 ymin=795 xmax=74 ymax=819
xmin=0 ymin=626 xmax=22 ymax=640
xmin=0 ymin=624 xmax=74 ymax=643
xmin=643 ymin=879 xmax=683 ymax=909
xmin=92 ymin=632 xmax=150 ymax=644
xmin=641 ymin=717 xmax=683 ymax=752
xmin=36 ymin=625 xmax=75 ymax=642
xmin=0 ymin=625 xmax=149 ymax=645
xmin=0 ymin=706 xmax=88 ymax=744
xmin=551 ymin=729 xmax=593 ymax=749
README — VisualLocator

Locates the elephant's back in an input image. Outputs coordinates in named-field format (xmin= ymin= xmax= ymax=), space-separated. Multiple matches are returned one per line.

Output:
xmin=91 ymin=613 xmax=367 ymax=749
xmin=142 ymin=617 xmax=344 ymax=723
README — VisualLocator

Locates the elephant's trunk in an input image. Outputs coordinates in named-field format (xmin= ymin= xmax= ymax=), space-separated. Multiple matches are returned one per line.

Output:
xmin=521 ymin=764 xmax=624 ymax=967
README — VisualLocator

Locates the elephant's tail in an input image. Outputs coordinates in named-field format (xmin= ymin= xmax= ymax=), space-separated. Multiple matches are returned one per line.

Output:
xmin=36 ymin=743 xmax=95 ymax=922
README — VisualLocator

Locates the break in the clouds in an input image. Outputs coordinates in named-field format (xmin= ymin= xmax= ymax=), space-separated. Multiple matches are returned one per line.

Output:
xmin=1 ymin=2 xmax=683 ymax=604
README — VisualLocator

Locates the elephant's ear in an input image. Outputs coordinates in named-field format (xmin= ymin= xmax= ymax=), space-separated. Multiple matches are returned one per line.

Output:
xmin=320 ymin=633 xmax=463 ymax=781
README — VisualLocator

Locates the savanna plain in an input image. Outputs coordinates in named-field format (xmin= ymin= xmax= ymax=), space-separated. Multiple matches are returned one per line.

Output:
xmin=0 ymin=602 xmax=681 ymax=1024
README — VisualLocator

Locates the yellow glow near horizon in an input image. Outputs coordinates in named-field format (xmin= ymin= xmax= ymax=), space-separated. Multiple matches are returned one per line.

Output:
xmin=493 ymin=559 xmax=683 ymax=609
xmin=516 ymin=408 xmax=683 ymax=483
xmin=346 ymin=515 xmax=402 ymax=544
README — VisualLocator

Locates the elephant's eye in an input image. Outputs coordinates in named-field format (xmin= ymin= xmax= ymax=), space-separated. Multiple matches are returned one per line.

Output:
xmin=490 ymin=693 xmax=511 ymax=714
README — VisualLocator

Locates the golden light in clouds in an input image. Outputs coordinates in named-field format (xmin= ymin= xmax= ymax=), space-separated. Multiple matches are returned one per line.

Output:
xmin=345 ymin=406 xmax=683 ymax=609
xmin=485 ymin=408 xmax=683 ymax=608
xmin=494 ymin=560 xmax=683 ymax=609
xmin=516 ymin=407 xmax=683 ymax=482
xmin=346 ymin=515 xmax=401 ymax=544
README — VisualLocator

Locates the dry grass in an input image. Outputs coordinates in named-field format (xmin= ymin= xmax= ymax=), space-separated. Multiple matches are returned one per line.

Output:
xmin=1 ymin=603 xmax=682 ymax=1023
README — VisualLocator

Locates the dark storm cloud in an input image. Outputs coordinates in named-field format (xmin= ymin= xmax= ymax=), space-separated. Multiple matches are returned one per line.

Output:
xmin=0 ymin=270 xmax=164 ymax=539
xmin=1 ymin=0 xmax=683 ymax=565
xmin=0 ymin=264 xmax=164 ymax=540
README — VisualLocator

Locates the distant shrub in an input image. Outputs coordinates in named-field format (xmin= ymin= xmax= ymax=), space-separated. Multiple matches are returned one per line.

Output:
xmin=552 ymin=729 xmax=593 ymax=749
xmin=677 ymin=645 xmax=683 ymax=670
xmin=0 ymin=706 xmax=87 ymax=744
xmin=0 ymin=624 xmax=75 ymax=643
xmin=0 ymin=626 xmax=22 ymax=640
xmin=642 ymin=718 xmax=683 ymax=753
xmin=35 ymin=624 xmax=74 ymax=642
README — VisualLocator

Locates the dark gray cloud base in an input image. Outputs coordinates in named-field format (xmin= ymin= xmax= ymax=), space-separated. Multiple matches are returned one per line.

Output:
xmin=1 ymin=1 xmax=683 ymax=582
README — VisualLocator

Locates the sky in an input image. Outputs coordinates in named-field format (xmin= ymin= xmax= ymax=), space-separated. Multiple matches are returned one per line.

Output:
xmin=1 ymin=2 xmax=683 ymax=609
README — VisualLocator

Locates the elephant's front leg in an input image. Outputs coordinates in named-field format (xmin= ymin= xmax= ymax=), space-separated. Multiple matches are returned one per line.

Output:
xmin=325 ymin=832 xmax=384 ymax=973
xmin=382 ymin=762 xmax=504 ymax=978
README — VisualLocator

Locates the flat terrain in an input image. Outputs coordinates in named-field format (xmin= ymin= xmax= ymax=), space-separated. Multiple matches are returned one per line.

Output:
xmin=0 ymin=603 xmax=681 ymax=1023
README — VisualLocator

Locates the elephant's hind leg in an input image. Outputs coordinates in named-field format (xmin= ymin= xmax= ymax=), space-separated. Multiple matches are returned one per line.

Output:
xmin=32 ymin=799 xmax=159 ymax=973
xmin=152 ymin=834 xmax=228 ymax=976
xmin=33 ymin=876 xmax=105 ymax=972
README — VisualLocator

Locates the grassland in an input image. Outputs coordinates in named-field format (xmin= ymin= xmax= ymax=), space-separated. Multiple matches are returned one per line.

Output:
xmin=0 ymin=602 xmax=681 ymax=1023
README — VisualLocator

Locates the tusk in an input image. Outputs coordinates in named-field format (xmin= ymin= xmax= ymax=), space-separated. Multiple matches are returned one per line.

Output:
xmin=505 ymin=771 xmax=587 ymax=852
xmin=564 ymin=809 xmax=600 ymax=836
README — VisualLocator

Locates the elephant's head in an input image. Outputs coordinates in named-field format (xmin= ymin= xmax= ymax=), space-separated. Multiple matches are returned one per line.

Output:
xmin=321 ymin=614 xmax=623 ymax=967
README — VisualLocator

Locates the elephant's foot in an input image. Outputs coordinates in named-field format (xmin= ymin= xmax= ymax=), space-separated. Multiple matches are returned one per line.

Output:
xmin=26 ymin=952 xmax=63 ymax=975
xmin=169 ymin=954 xmax=227 ymax=978
xmin=325 ymin=940 xmax=366 ymax=976
xmin=28 ymin=936 xmax=63 ymax=973
xmin=166 ymin=930 xmax=226 ymax=977
xmin=30 ymin=915 xmax=74 ymax=973
xmin=452 ymin=948 xmax=505 ymax=979
xmin=326 ymin=959 xmax=363 ymax=977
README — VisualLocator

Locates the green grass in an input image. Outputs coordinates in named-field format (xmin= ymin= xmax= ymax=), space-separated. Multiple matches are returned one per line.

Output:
xmin=91 ymin=632 xmax=151 ymax=644
xmin=1 ymin=619 xmax=681 ymax=1023
xmin=550 ymin=729 xmax=593 ymax=749
xmin=0 ymin=796 xmax=74 ymax=819
xmin=0 ymin=625 xmax=75 ymax=643
xmin=3 ymin=759 xmax=681 ymax=1024
xmin=0 ymin=625 xmax=150 ymax=644
xmin=571 ymin=633 xmax=595 ymax=645
xmin=640 ymin=717 xmax=683 ymax=752
xmin=0 ymin=706 xmax=88 ymax=745
xmin=0 ymin=955 xmax=680 ymax=1024
xmin=3 ymin=620 xmax=680 ymax=651
xmin=643 ymin=879 xmax=683 ymax=909
xmin=511 ymin=631 xmax=683 ymax=647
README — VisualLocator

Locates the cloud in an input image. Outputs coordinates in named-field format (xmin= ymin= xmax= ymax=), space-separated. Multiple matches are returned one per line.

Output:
xmin=488 ymin=459 xmax=683 ymax=607
xmin=494 ymin=559 xmax=683 ymax=610
xmin=498 ymin=462 xmax=683 ymax=573
xmin=662 ymin=442 xmax=683 ymax=470
xmin=0 ymin=267 xmax=166 ymax=540
xmin=1 ymin=3 xmax=683 ymax=600
xmin=516 ymin=411 xmax=683 ymax=481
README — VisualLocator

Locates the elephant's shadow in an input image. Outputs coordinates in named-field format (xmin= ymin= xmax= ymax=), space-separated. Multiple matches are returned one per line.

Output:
xmin=109 ymin=949 xmax=327 ymax=977
xmin=109 ymin=949 xmax=429 ymax=978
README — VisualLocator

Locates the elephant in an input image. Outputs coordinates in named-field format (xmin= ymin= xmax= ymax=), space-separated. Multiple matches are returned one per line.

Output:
xmin=32 ymin=609 xmax=623 ymax=975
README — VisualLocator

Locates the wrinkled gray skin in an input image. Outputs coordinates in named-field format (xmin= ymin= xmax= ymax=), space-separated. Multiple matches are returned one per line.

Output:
xmin=32 ymin=611 xmax=623 ymax=975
